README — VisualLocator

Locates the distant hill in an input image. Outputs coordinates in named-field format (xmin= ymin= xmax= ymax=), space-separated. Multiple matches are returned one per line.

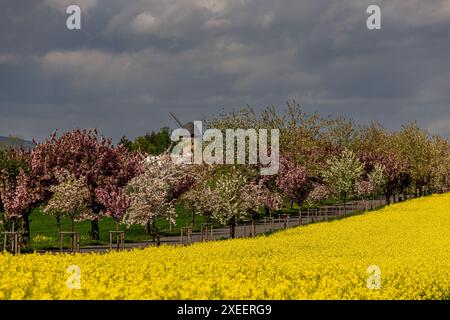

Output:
xmin=0 ymin=136 xmax=35 ymax=150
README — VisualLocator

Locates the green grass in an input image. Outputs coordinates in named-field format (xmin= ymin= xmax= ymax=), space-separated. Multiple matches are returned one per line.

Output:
xmin=2 ymin=206 xmax=220 ymax=250
xmin=1 ymin=197 xmax=370 ymax=251
xmin=25 ymin=204 xmax=335 ymax=250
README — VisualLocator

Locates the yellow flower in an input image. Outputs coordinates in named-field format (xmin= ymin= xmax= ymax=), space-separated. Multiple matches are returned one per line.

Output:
xmin=0 ymin=194 xmax=449 ymax=300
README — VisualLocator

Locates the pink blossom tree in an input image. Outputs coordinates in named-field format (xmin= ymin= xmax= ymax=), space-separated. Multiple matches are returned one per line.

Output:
xmin=275 ymin=156 xmax=309 ymax=215
xmin=244 ymin=179 xmax=282 ymax=217
xmin=355 ymin=180 xmax=374 ymax=211
xmin=95 ymin=185 xmax=128 ymax=230
xmin=306 ymin=184 xmax=330 ymax=207
xmin=30 ymin=129 xmax=141 ymax=240
xmin=0 ymin=150 xmax=47 ymax=247
xmin=358 ymin=151 xmax=410 ymax=203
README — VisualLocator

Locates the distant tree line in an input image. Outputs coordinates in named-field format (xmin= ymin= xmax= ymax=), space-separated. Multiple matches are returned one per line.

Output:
xmin=119 ymin=127 xmax=172 ymax=155
xmin=1 ymin=101 xmax=449 ymax=248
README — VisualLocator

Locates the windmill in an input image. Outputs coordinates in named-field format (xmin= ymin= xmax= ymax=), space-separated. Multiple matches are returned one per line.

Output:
xmin=169 ymin=112 xmax=201 ymax=137
xmin=168 ymin=112 xmax=199 ymax=227
xmin=169 ymin=112 xmax=183 ymax=128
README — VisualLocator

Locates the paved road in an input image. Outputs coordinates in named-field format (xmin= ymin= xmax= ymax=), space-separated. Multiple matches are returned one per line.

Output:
xmin=48 ymin=199 xmax=386 ymax=254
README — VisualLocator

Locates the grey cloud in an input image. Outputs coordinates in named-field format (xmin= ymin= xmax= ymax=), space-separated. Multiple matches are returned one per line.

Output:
xmin=0 ymin=0 xmax=449 ymax=142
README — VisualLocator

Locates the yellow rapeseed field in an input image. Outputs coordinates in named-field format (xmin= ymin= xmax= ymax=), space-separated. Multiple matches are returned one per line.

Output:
xmin=1 ymin=194 xmax=449 ymax=300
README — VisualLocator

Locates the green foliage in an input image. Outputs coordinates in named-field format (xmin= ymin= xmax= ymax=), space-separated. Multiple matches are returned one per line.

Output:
xmin=119 ymin=127 xmax=171 ymax=155
xmin=394 ymin=122 xmax=433 ymax=190
xmin=0 ymin=150 xmax=27 ymax=179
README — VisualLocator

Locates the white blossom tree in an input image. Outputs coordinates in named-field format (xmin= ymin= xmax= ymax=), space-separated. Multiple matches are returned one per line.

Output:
xmin=209 ymin=168 xmax=248 ymax=238
xmin=198 ymin=167 xmax=281 ymax=238
xmin=43 ymin=173 xmax=93 ymax=232
xmin=182 ymin=183 xmax=219 ymax=223
xmin=368 ymin=163 xmax=387 ymax=197
xmin=322 ymin=149 xmax=364 ymax=213
xmin=123 ymin=155 xmax=192 ymax=233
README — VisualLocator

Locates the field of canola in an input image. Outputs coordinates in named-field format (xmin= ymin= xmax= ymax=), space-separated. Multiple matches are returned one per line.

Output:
xmin=0 ymin=193 xmax=449 ymax=300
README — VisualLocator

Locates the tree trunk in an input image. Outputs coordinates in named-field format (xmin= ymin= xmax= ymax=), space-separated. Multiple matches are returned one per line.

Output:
xmin=116 ymin=221 xmax=120 ymax=250
xmin=230 ymin=224 xmax=235 ymax=239
xmin=343 ymin=198 xmax=346 ymax=216
xmin=71 ymin=219 xmax=75 ymax=251
xmin=11 ymin=222 xmax=16 ymax=252
xmin=20 ymin=213 xmax=30 ymax=249
xmin=385 ymin=194 xmax=391 ymax=205
xmin=147 ymin=221 xmax=152 ymax=243
xmin=56 ymin=215 xmax=61 ymax=235
xmin=298 ymin=207 xmax=302 ymax=225
xmin=264 ymin=206 xmax=270 ymax=217
xmin=229 ymin=216 xmax=236 ymax=239
xmin=91 ymin=219 xmax=100 ymax=241
xmin=152 ymin=220 xmax=159 ymax=245
xmin=192 ymin=205 xmax=195 ymax=226
xmin=146 ymin=221 xmax=151 ymax=236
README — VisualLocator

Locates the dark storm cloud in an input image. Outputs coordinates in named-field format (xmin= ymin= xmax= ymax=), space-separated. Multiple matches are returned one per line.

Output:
xmin=0 ymin=0 xmax=449 ymax=141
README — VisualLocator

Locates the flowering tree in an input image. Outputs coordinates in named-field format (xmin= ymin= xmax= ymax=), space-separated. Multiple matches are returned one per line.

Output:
xmin=209 ymin=168 xmax=249 ymax=238
xmin=394 ymin=123 xmax=433 ymax=195
xmin=429 ymin=136 xmax=450 ymax=192
xmin=1 ymin=171 xmax=34 ymax=227
xmin=368 ymin=163 xmax=387 ymax=197
xmin=0 ymin=150 xmax=27 ymax=216
xmin=355 ymin=180 xmax=374 ymax=211
xmin=322 ymin=149 xmax=364 ymax=211
xmin=359 ymin=151 xmax=409 ymax=203
xmin=124 ymin=155 xmax=191 ymax=233
xmin=0 ymin=151 xmax=47 ymax=246
xmin=182 ymin=165 xmax=281 ymax=231
xmin=244 ymin=179 xmax=282 ymax=217
xmin=306 ymin=184 xmax=330 ymax=207
xmin=275 ymin=156 xmax=309 ymax=213
xmin=43 ymin=174 xmax=93 ymax=232
xmin=30 ymin=129 xmax=141 ymax=240
xmin=95 ymin=185 xmax=128 ymax=229
xmin=182 ymin=183 xmax=218 ymax=223
xmin=354 ymin=162 xmax=388 ymax=211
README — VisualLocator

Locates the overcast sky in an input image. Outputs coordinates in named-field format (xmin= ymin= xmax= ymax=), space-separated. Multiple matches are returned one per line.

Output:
xmin=0 ymin=0 xmax=449 ymax=142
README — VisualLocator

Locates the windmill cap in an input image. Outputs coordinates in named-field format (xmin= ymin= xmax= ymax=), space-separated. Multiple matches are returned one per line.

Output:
xmin=182 ymin=121 xmax=202 ymax=136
